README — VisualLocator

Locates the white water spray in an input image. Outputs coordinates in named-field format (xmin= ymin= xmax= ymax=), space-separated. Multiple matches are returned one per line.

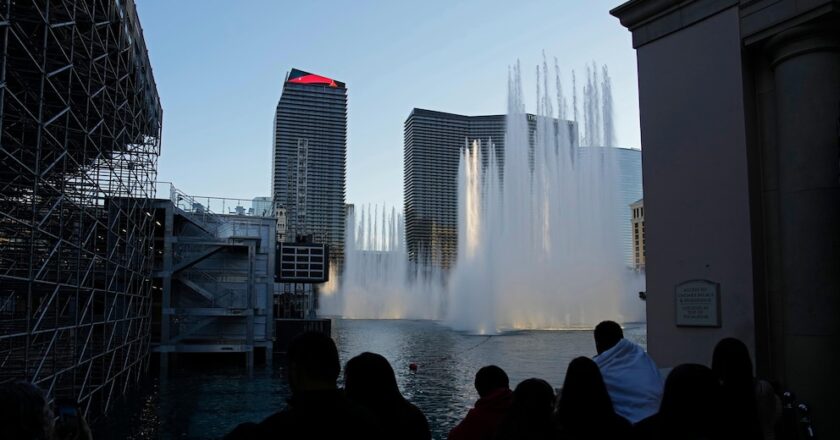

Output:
xmin=322 ymin=59 xmax=643 ymax=332
xmin=319 ymin=203 xmax=443 ymax=319
xmin=446 ymin=60 xmax=643 ymax=333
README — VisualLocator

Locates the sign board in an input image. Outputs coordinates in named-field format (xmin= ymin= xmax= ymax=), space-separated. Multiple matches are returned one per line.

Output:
xmin=674 ymin=279 xmax=721 ymax=327
xmin=275 ymin=242 xmax=329 ymax=283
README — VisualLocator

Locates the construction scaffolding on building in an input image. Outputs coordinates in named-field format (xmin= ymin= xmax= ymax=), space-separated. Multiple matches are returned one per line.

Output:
xmin=0 ymin=0 xmax=161 ymax=419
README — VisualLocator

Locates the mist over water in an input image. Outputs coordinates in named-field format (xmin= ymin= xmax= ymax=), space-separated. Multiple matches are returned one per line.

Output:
xmin=319 ymin=204 xmax=444 ymax=319
xmin=321 ymin=59 xmax=644 ymax=332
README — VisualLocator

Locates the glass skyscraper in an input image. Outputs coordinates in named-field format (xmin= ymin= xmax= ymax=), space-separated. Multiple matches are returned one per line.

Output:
xmin=404 ymin=109 xmax=474 ymax=268
xmin=613 ymin=147 xmax=643 ymax=266
xmin=272 ymin=68 xmax=347 ymax=263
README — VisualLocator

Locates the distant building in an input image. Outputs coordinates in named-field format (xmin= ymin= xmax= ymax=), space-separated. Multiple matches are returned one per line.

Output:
xmin=403 ymin=108 xmax=576 ymax=268
xmin=252 ymin=196 xmax=273 ymax=217
xmin=630 ymin=198 xmax=645 ymax=270
xmin=272 ymin=68 xmax=347 ymax=264
xmin=404 ymin=109 xmax=488 ymax=269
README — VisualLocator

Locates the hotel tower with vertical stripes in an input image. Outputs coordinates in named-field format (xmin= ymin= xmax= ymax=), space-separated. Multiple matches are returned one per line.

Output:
xmin=272 ymin=68 xmax=347 ymax=265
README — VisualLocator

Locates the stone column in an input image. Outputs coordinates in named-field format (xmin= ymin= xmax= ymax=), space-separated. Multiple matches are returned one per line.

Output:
xmin=768 ymin=22 xmax=840 ymax=436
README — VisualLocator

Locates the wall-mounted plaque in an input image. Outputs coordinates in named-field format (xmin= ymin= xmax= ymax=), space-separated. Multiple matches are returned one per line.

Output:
xmin=675 ymin=279 xmax=721 ymax=327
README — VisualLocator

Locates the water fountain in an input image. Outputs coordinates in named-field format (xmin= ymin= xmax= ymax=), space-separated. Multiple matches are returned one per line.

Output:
xmin=319 ymin=204 xmax=443 ymax=319
xmin=322 ymin=58 xmax=644 ymax=332
xmin=447 ymin=60 xmax=644 ymax=333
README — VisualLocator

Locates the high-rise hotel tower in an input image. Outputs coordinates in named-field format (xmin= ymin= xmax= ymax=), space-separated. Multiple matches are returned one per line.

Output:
xmin=272 ymin=68 xmax=347 ymax=263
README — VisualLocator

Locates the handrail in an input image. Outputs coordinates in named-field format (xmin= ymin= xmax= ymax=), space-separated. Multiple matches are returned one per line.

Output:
xmin=156 ymin=182 xmax=228 ymax=233
xmin=155 ymin=182 xmax=275 ymax=220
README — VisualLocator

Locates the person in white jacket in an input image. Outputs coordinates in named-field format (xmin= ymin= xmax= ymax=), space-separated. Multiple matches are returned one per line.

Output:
xmin=592 ymin=320 xmax=663 ymax=424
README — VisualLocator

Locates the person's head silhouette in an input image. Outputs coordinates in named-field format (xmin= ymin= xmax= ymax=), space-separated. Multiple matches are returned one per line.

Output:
xmin=558 ymin=357 xmax=614 ymax=421
xmin=594 ymin=320 xmax=623 ymax=354
xmin=712 ymin=337 xmax=753 ymax=385
xmin=512 ymin=378 xmax=554 ymax=418
xmin=0 ymin=381 xmax=54 ymax=440
xmin=344 ymin=352 xmax=402 ymax=407
xmin=474 ymin=365 xmax=509 ymax=398
xmin=659 ymin=363 xmax=722 ymax=437
xmin=286 ymin=331 xmax=340 ymax=394
xmin=711 ymin=337 xmax=760 ymax=436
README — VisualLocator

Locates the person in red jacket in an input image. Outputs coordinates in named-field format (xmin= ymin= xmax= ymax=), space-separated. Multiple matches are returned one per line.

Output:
xmin=449 ymin=365 xmax=514 ymax=440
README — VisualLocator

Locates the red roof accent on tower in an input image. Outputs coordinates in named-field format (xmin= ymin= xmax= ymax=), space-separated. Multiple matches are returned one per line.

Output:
xmin=288 ymin=73 xmax=339 ymax=88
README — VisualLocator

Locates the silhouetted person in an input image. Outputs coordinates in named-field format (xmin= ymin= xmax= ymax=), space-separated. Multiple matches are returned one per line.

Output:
xmin=632 ymin=363 xmax=723 ymax=440
xmin=0 ymin=381 xmax=53 ymax=440
xmin=52 ymin=398 xmax=93 ymax=440
xmin=555 ymin=357 xmax=631 ymax=439
xmin=712 ymin=337 xmax=781 ymax=440
xmin=344 ymin=352 xmax=430 ymax=440
xmin=593 ymin=320 xmax=663 ymax=423
xmin=495 ymin=378 xmax=556 ymax=440
xmin=449 ymin=365 xmax=514 ymax=440
xmin=224 ymin=332 xmax=381 ymax=440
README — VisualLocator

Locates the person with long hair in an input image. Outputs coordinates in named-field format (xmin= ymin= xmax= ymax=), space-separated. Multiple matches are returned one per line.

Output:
xmin=224 ymin=332 xmax=382 ymax=439
xmin=712 ymin=337 xmax=781 ymax=440
xmin=344 ymin=352 xmax=430 ymax=440
xmin=633 ymin=363 xmax=724 ymax=440
xmin=495 ymin=378 xmax=556 ymax=440
xmin=556 ymin=357 xmax=631 ymax=439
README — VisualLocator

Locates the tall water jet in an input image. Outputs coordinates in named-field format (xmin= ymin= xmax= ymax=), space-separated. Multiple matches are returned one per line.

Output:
xmin=601 ymin=65 xmax=616 ymax=148
xmin=446 ymin=61 xmax=643 ymax=334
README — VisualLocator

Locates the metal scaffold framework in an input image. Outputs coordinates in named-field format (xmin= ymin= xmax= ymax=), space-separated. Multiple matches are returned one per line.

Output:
xmin=0 ymin=0 xmax=162 ymax=418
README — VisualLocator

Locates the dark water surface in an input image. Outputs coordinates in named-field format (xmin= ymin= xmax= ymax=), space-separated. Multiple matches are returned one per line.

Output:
xmin=94 ymin=319 xmax=645 ymax=439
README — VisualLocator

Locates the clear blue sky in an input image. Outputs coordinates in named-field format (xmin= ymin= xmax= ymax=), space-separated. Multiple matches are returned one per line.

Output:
xmin=136 ymin=0 xmax=639 ymax=209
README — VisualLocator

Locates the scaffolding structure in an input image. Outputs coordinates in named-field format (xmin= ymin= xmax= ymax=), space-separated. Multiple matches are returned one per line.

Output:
xmin=0 ymin=0 xmax=161 ymax=419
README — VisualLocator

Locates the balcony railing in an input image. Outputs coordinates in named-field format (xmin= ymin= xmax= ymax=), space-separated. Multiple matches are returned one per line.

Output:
xmin=156 ymin=182 xmax=274 ymax=219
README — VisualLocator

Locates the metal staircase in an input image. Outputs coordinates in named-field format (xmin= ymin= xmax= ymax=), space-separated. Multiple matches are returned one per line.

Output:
xmin=152 ymin=185 xmax=274 ymax=369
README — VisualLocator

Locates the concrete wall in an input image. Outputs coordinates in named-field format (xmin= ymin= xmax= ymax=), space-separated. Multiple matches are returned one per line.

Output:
xmin=614 ymin=1 xmax=840 ymax=434
xmin=636 ymin=6 xmax=756 ymax=367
